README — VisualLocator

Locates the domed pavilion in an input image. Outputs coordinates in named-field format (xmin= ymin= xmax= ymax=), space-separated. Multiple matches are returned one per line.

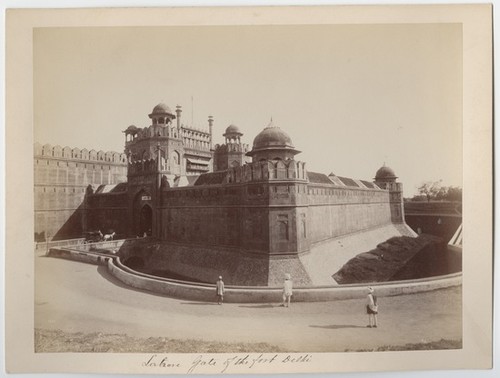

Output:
xmin=246 ymin=119 xmax=301 ymax=161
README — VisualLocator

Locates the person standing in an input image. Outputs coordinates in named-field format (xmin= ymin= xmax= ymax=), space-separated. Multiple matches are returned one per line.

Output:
xmin=366 ymin=286 xmax=378 ymax=328
xmin=216 ymin=276 xmax=225 ymax=305
xmin=282 ymin=273 xmax=293 ymax=307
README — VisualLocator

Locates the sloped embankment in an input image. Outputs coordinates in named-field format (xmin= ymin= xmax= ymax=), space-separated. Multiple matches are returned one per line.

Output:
xmin=332 ymin=235 xmax=457 ymax=284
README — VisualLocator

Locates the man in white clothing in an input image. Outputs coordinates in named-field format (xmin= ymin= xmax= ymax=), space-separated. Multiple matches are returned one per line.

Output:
xmin=282 ymin=273 xmax=293 ymax=307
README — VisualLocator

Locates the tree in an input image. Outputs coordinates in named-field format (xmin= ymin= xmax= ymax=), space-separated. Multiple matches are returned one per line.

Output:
xmin=417 ymin=180 xmax=442 ymax=202
xmin=413 ymin=181 xmax=462 ymax=202
xmin=446 ymin=186 xmax=462 ymax=202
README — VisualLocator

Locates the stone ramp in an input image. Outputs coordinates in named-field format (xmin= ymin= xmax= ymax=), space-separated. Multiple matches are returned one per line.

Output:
xmin=268 ymin=256 xmax=312 ymax=287
xmin=394 ymin=222 xmax=418 ymax=237
xmin=299 ymin=224 xmax=415 ymax=286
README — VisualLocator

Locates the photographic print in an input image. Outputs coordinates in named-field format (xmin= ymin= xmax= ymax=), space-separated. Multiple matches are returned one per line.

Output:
xmin=5 ymin=4 xmax=493 ymax=375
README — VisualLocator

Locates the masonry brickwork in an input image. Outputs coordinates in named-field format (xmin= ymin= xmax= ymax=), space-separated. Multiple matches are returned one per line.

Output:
xmin=33 ymin=143 xmax=128 ymax=241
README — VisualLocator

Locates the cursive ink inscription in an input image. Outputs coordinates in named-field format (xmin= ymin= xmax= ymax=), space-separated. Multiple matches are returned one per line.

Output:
xmin=187 ymin=355 xmax=218 ymax=374
xmin=221 ymin=353 xmax=279 ymax=373
xmin=142 ymin=354 xmax=181 ymax=368
xmin=282 ymin=354 xmax=312 ymax=363
xmin=141 ymin=353 xmax=312 ymax=373
xmin=220 ymin=353 xmax=312 ymax=373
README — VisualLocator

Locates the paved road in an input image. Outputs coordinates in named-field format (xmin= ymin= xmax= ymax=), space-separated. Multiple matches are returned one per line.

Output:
xmin=35 ymin=256 xmax=462 ymax=352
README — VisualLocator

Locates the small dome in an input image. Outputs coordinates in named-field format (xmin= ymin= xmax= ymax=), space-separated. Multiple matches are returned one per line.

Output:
xmin=125 ymin=125 xmax=138 ymax=133
xmin=375 ymin=164 xmax=397 ymax=180
xmin=252 ymin=119 xmax=294 ymax=151
xmin=224 ymin=124 xmax=242 ymax=136
xmin=151 ymin=103 xmax=174 ymax=116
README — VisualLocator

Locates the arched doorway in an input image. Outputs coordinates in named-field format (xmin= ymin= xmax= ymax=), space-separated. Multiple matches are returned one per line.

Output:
xmin=132 ymin=189 xmax=153 ymax=237
xmin=139 ymin=204 xmax=153 ymax=236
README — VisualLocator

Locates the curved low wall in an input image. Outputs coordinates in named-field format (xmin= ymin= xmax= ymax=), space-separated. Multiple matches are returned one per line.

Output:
xmin=108 ymin=257 xmax=462 ymax=303
xmin=47 ymin=248 xmax=112 ymax=265
xmin=46 ymin=245 xmax=462 ymax=303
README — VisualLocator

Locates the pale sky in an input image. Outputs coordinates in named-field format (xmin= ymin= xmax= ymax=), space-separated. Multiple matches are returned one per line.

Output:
xmin=34 ymin=24 xmax=462 ymax=196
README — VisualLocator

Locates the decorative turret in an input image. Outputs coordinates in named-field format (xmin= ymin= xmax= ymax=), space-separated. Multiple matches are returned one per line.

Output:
xmin=213 ymin=124 xmax=250 ymax=171
xmin=374 ymin=164 xmax=404 ymax=223
xmin=149 ymin=103 xmax=176 ymax=126
xmin=374 ymin=163 xmax=398 ymax=188
xmin=223 ymin=124 xmax=243 ymax=144
xmin=123 ymin=125 xmax=139 ymax=144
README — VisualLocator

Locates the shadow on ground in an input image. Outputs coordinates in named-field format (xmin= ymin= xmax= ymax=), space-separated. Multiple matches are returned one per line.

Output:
xmin=180 ymin=302 xmax=220 ymax=306
xmin=309 ymin=324 xmax=366 ymax=330
xmin=239 ymin=304 xmax=276 ymax=309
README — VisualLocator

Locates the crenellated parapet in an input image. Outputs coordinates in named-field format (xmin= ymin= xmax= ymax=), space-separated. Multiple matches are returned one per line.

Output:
xmin=214 ymin=142 xmax=250 ymax=154
xmin=226 ymin=159 xmax=307 ymax=184
xmin=127 ymin=157 xmax=170 ymax=175
xmin=124 ymin=124 xmax=211 ymax=150
xmin=34 ymin=142 xmax=127 ymax=164
xmin=125 ymin=124 xmax=182 ymax=143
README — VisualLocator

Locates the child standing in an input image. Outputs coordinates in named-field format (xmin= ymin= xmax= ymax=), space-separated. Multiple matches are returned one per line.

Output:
xmin=216 ymin=276 xmax=225 ymax=305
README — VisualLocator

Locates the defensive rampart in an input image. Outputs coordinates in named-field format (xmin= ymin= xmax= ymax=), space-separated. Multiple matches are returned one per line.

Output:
xmin=34 ymin=143 xmax=127 ymax=241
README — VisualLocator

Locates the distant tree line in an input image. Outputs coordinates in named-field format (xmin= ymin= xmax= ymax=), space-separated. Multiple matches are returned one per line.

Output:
xmin=409 ymin=180 xmax=462 ymax=202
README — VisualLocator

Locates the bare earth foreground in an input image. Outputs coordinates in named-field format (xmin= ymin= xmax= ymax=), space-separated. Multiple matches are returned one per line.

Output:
xmin=35 ymin=256 xmax=462 ymax=353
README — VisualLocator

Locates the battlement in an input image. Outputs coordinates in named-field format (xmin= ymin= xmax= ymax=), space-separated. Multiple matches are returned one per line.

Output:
xmin=226 ymin=159 xmax=307 ymax=184
xmin=127 ymin=156 xmax=174 ymax=175
xmin=34 ymin=142 xmax=127 ymax=164
xmin=124 ymin=124 xmax=212 ymax=152
xmin=214 ymin=143 xmax=250 ymax=153
xmin=125 ymin=125 xmax=181 ymax=144
xmin=128 ymin=158 xmax=156 ymax=175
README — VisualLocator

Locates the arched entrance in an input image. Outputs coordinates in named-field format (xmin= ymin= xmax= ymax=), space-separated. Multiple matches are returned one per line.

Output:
xmin=132 ymin=189 xmax=153 ymax=237
xmin=139 ymin=204 xmax=153 ymax=236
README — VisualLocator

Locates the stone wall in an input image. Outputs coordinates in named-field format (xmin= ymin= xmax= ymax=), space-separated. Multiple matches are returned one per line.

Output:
xmin=154 ymin=178 xmax=396 ymax=256
xmin=405 ymin=214 xmax=462 ymax=241
xmin=159 ymin=199 xmax=270 ymax=253
xmin=117 ymin=239 xmax=312 ymax=287
xmin=34 ymin=143 xmax=127 ymax=241
xmin=306 ymin=185 xmax=393 ymax=244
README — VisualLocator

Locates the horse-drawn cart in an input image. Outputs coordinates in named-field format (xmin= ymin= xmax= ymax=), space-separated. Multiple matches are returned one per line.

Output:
xmin=83 ymin=231 xmax=103 ymax=243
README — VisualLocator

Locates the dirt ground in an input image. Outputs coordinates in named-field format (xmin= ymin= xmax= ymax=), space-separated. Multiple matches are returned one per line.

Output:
xmin=35 ymin=256 xmax=462 ymax=353
xmin=35 ymin=328 xmax=461 ymax=353
xmin=333 ymin=234 xmax=452 ymax=284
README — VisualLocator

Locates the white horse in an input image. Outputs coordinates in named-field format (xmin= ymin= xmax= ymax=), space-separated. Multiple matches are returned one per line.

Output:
xmin=103 ymin=232 xmax=115 ymax=241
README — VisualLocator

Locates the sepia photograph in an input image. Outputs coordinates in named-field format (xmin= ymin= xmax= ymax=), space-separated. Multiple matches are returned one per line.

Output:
xmin=4 ymin=3 xmax=493 ymax=376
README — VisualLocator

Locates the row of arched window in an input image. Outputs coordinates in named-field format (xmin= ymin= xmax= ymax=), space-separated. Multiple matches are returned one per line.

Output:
xmin=183 ymin=138 xmax=211 ymax=150
xmin=181 ymin=128 xmax=210 ymax=140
